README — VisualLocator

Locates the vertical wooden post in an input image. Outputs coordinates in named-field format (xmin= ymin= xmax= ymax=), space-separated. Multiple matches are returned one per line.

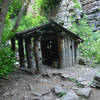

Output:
xmin=65 ymin=38 xmax=69 ymax=67
xmin=72 ymin=41 xmax=75 ymax=66
xmin=74 ymin=43 xmax=79 ymax=64
xmin=34 ymin=37 xmax=41 ymax=74
xmin=25 ymin=38 xmax=34 ymax=69
xmin=18 ymin=39 xmax=25 ymax=67
xmin=58 ymin=37 xmax=65 ymax=69
xmin=11 ymin=38 xmax=16 ymax=51
xmin=68 ymin=38 xmax=71 ymax=67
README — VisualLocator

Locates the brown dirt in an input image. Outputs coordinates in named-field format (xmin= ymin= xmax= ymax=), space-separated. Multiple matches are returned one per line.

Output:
xmin=0 ymin=65 xmax=100 ymax=100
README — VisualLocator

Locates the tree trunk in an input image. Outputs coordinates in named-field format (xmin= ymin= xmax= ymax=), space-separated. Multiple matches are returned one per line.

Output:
xmin=0 ymin=0 xmax=12 ymax=44
xmin=12 ymin=0 xmax=31 ymax=32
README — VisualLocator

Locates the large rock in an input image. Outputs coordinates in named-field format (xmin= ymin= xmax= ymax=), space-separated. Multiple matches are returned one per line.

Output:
xmin=52 ymin=85 xmax=66 ymax=95
xmin=75 ymin=88 xmax=92 ymax=98
xmin=61 ymin=90 xmax=79 ymax=100
xmin=78 ymin=57 xmax=86 ymax=65
xmin=92 ymin=73 xmax=100 ymax=88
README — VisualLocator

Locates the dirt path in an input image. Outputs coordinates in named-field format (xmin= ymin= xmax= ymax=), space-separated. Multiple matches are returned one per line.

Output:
xmin=0 ymin=65 xmax=100 ymax=100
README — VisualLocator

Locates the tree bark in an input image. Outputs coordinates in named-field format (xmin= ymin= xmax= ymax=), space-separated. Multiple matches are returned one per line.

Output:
xmin=12 ymin=0 xmax=31 ymax=32
xmin=0 ymin=0 xmax=12 ymax=44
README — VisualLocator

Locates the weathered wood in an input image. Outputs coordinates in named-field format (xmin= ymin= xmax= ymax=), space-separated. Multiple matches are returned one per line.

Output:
xmin=72 ymin=40 xmax=75 ymax=66
xmin=68 ymin=38 xmax=72 ymax=67
xmin=64 ymin=38 xmax=69 ymax=67
xmin=11 ymin=38 xmax=16 ymax=51
xmin=34 ymin=37 xmax=41 ymax=74
xmin=58 ymin=37 xmax=65 ymax=69
xmin=25 ymin=38 xmax=34 ymax=69
xmin=74 ymin=43 xmax=79 ymax=64
xmin=18 ymin=39 xmax=25 ymax=67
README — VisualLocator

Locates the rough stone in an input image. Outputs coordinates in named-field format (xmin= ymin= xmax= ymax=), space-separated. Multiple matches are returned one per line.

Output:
xmin=78 ymin=57 xmax=86 ymax=65
xmin=10 ymin=90 xmax=19 ymax=96
xmin=3 ymin=91 xmax=10 ymax=97
xmin=60 ymin=73 xmax=69 ymax=80
xmin=61 ymin=90 xmax=79 ymax=100
xmin=92 ymin=73 xmax=100 ymax=88
xmin=52 ymin=85 xmax=66 ymax=95
xmin=40 ymin=79 xmax=48 ymax=83
xmin=75 ymin=88 xmax=92 ymax=98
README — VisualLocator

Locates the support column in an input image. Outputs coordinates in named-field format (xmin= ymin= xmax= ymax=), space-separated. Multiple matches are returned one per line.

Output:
xmin=34 ymin=37 xmax=41 ymax=74
xmin=25 ymin=38 xmax=34 ymax=69
xmin=58 ymin=37 xmax=65 ymax=69
xmin=11 ymin=38 xmax=16 ymax=51
xmin=72 ymin=41 xmax=75 ymax=66
xmin=18 ymin=39 xmax=25 ymax=67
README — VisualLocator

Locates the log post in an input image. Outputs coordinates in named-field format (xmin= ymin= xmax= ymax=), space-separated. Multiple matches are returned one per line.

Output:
xmin=25 ymin=38 xmax=35 ymax=69
xmin=11 ymin=38 xmax=16 ymax=51
xmin=72 ymin=41 xmax=75 ymax=66
xmin=58 ymin=37 xmax=65 ymax=69
xmin=65 ymin=38 xmax=69 ymax=67
xmin=34 ymin=37 xmax=41 ymax=74
xmin=18 ymin=39 xmax=25 ymax=67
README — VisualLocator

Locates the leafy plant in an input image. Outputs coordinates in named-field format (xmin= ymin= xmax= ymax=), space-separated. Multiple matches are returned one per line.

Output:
xmin=69 ymin=15 xmax=100 ymax=62
xmin=0 ymin=45 xmax=15 ymax=78
xmin=33 ymin=0 xmax=61 ymax=17
xmin=17 ymin=14 xmax=48 ymax=31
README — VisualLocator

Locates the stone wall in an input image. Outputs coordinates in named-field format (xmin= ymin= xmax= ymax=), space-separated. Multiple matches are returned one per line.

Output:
xmin=27 ymin=0 xmax=100 ymax=31
xmin=80 ymin=0 xmax=100 ymax=31
xmin=49 ymin=0 xmax=100 ymax=31
xmin=48 ymin=0 xmax=83 ymax=29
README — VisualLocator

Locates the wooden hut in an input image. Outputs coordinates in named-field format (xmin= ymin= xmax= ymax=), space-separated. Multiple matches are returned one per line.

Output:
xmin=11 ymin=21 xmax=83 ymax=73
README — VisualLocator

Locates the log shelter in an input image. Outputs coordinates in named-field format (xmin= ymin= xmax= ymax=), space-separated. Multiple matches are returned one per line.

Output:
xmin=11 ymin=21 xmax=83 ymax=73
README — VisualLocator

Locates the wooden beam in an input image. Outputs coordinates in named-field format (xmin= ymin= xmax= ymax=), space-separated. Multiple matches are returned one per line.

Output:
xmin=34 ymin=37 xmax=41 ymax=74
xmin=11 ymin=38 xmax=16 ymax=51
xmin=58 ymin=37 xmax=65 ymax=69
xmin=64 ymin=38 xmax=69 ymax=67
xmin=25 ymin=38 xmax=34 ymax=69
xmin=18 ymin=39 xmax=25 ymax=67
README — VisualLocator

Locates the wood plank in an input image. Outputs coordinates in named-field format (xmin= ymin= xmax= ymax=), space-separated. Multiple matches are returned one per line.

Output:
xmin=58 ymin=37 xmax=65 ymax=69
xmin=18 ymin=39 xmax=25 ymax=67
xmin=72 ymin=40 xmax=75 ymax=66
xmin=11 ymin=38 xmax=16 ymax=51
xmin=68 ymin=38 xmax=72 ymax=67
xmin=34 ymin=37 xmax=41 ymax=74
xmin=25 ymin=38 xmax=34 ymax=69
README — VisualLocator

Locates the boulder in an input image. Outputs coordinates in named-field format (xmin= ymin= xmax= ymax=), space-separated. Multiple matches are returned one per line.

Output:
xmin=61 ymin=90 xmax=79 ymax=100
xmin=91 ymin=73 xmax=100 ymax=88
xmin=78 ymin=57 xmax=86 ymax=65
xmin=75 ymin=88 xmax=92 ymax=98
xmin=52 ymin=85 xmax=66 ymax=95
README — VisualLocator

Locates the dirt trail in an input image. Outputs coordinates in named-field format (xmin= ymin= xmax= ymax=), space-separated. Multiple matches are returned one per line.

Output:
xmin=0 ymin=65 xmax=100 ymax=100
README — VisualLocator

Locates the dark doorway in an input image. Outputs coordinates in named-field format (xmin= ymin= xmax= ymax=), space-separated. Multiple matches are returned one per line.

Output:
xmin=41 ymin=40 xmax=58 ymax=65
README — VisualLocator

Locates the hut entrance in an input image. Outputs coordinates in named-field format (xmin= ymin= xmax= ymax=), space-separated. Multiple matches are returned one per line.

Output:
xmin=41 ymin=39 xmax=58 ymax=66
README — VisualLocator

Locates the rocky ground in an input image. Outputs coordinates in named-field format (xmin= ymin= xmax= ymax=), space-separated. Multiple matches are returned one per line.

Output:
xmin=0 ymin=65 xmax=100 ymax=100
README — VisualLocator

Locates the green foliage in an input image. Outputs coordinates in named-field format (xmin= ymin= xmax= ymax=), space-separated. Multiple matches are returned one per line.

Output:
xmin=58 ymin=92 xmax=66 ymax=97
xmin=2 ymin=13 xmax=14 ymax=43
xmin=17 ymin=14 xmax=48 ymax=31
xmin=0 ymin=45 xmax=15 ymax=78
xmin=33 ymin=0 xmax=61 ymax=16
xmin=9 ymin=0 xmax=22 ymax=17
xmin=69 ymin=15 xmax=100 ymax=62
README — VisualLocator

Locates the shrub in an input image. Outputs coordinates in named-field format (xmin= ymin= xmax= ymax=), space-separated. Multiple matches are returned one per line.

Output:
xmin=0 ymin=45 xmax=15 ymax=78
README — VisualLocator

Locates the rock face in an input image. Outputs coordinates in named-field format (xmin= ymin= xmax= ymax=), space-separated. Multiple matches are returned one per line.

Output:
xmin=80 ymin=0 xmax=100 ymax=31
xmin=27 ymin=0 xmax=100 ymax=31
xmin=49 ymin=0 xmax=82 ymax=29
xmin=49 ymin=0 xmax=100 ymax=31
